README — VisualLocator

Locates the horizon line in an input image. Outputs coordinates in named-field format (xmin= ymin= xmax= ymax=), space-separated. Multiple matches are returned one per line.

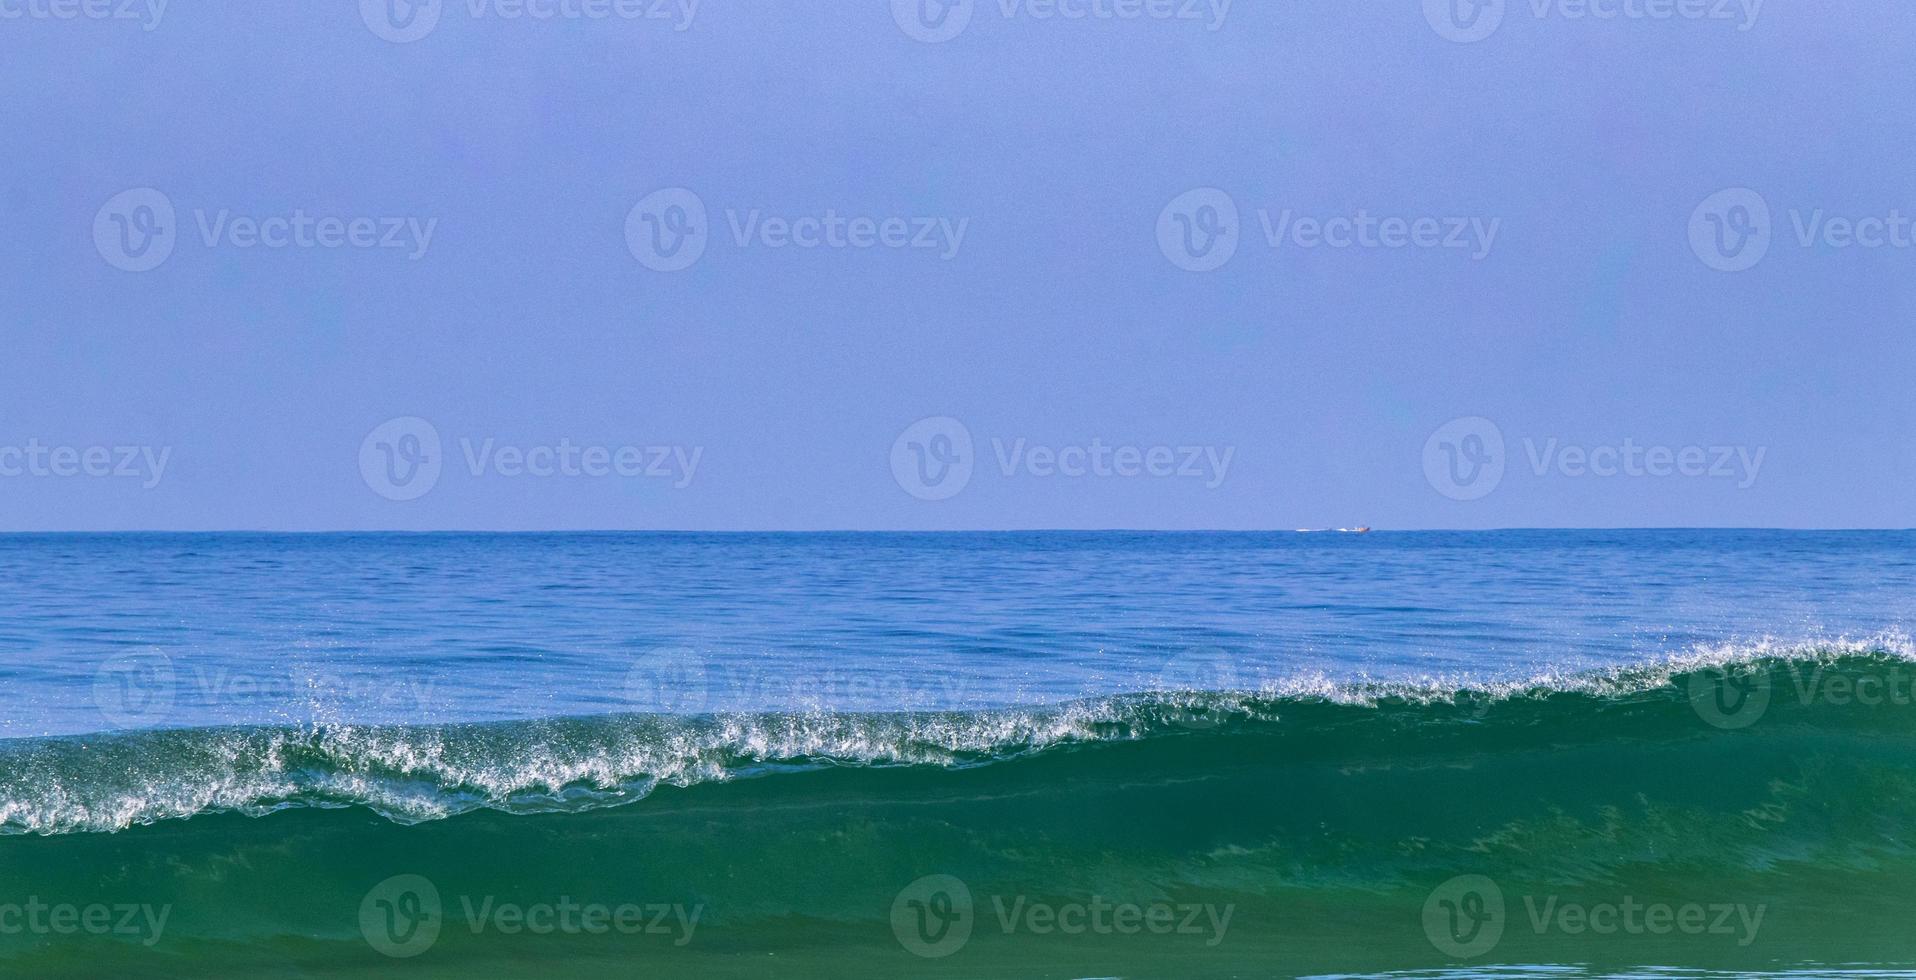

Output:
xmin=0 ymin=527 xmax=1911 ymax=535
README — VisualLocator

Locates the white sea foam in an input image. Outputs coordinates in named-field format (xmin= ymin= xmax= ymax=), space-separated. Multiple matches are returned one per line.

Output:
xmin=4 ymin=636 xmax=1911 ymax=835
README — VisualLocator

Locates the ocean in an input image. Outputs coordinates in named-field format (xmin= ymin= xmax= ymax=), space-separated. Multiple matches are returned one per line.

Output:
xmin=3 ymin=530 xmax=1916 ymax=977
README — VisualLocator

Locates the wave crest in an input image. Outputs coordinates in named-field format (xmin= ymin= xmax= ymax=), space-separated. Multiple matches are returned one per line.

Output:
xmin=5 ymin=636 xmax=1914 ymax=835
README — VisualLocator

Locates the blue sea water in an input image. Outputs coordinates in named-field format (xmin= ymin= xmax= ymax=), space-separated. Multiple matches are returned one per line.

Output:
xmin=3 ymin=530 xmax=1914 ymax=737
xmin=7 ymin=530 xmax=1916 ymax=978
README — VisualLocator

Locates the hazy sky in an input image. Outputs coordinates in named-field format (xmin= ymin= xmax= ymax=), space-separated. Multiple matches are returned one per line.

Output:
xmin=2 ymin=1 xmax=1911 ymax=530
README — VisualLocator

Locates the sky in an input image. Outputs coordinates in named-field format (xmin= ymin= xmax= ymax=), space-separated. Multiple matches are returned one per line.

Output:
xmin=1 ymin=0 xmax=1911 ymax=531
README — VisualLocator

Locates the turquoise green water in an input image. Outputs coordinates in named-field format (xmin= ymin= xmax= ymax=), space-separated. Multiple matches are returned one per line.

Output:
xmin=8 ymin=652 xmax=1916 ymax=977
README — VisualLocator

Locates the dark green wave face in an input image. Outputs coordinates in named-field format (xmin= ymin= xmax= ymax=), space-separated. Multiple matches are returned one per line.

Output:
xmin=7 ymin=649 xmax=1916 ymax=978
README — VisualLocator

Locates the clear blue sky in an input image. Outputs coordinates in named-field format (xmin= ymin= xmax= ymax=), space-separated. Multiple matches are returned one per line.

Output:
xmin=2 ymin=1 xmax=1911 ymax=530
